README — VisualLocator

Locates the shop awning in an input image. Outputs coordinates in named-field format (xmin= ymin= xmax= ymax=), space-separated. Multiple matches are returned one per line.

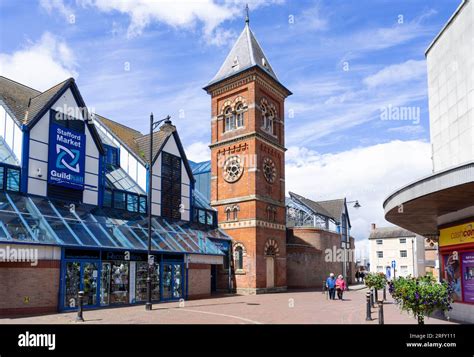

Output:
xmin=0 ymin=191 xmax=229 ymax=255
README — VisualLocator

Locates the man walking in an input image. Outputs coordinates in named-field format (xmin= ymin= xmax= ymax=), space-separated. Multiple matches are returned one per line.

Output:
xmin=326 ymin=273 xmax=336 ymax=300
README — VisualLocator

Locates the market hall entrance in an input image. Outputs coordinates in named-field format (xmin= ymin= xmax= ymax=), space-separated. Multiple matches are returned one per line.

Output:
xmin=162 ymin=263 xmax=184 ymax=301
xmin=64 ymin=260 xmax=100 ymax=310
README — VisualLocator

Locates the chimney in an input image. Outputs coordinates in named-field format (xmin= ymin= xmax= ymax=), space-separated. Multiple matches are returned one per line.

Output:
xmin=371 ymin=223 xmax=376 ymax=230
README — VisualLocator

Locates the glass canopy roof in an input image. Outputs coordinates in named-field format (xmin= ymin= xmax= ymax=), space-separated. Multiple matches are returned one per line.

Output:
xmin=0 ymin=136 xmax=19 ymax=166
xmin=0 ymin=192 xmax=228 ymax=255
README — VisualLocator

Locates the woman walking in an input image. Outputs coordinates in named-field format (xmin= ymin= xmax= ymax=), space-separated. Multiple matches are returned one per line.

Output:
xmin=335 ymin=274 xmax=346 ymax=300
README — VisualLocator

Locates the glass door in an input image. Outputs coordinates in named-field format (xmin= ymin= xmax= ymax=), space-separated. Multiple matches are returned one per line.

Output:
xmin=162 ymin=263 xmax=183 ymax=301
xmin=100 ymin=262 xmax=111 ymax=306
xmin=162 ymin=263 xmax=173 ymax=300
xmin=63 ymin=260 xmax=100 ymax=310
xmin=82 ymin=262 xmax=99 ymax=306
xmin=65 ymin=262 xmax=81 ymax=309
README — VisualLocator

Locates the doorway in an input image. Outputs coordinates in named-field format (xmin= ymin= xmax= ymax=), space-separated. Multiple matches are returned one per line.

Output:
xmin=266 ymin=256 xmax=275 ymax=288
xmin=64 ymin=260 xmax=100 ymax=310
xmin=211 ymin=265 xmax=217 ymax=293
xmin=162 ymin=263 xmax=184 ymax=300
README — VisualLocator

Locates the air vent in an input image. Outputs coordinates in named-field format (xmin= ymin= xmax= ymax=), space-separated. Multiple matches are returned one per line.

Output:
xmin=232 ymin=56 xmax=239 ymax=70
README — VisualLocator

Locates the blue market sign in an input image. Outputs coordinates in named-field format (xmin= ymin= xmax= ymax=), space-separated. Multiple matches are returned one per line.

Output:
xmin=48 ymin=123 xmax=86 ymax=190
xmin=391 ymin=260 xmax=396 ymax=269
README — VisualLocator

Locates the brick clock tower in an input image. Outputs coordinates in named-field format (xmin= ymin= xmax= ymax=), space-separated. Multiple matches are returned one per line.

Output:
xmin=204 ymin=15 xmax=292 ymax=294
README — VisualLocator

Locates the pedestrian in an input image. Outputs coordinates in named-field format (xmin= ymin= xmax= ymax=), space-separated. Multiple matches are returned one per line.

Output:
xmin=326 ymin=273 xmax=336 ymax=300
xmin=355 ymin=270 xmax=360 ymax=284
xmin=336 ymin=274 xmax=346 ymax=300
xmin=360 ymin=271 xmax=365 ymax=283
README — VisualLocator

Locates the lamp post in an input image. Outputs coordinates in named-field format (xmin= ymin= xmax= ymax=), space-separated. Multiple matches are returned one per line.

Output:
xmin=343 ymin=199 xmax=361 ymax=284
xmin=146 ymin=113 xmax=171 ymax=311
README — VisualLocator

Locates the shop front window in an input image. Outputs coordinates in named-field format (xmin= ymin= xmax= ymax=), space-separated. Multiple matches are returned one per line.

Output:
xmin=109 ymin=261 xmax=129 ymax=304
xmin=65 ymin=262 xmax=80 ymax=308
xmin=136 ymin=262 xmax=160 ymax=302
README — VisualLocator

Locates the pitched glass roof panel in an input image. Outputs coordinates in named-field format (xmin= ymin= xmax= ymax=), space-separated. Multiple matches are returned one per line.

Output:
xmin=0 ymin=136 xmax=20 ymax=166
xmin=105 ymin=164 xmax=145 ymax=194
xmin=0 ymin=192 xmax=225 ymax=255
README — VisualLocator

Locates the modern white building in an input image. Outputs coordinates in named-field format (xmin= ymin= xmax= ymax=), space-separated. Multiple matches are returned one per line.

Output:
xmin=384 ymin=0 xmax=474 ymax=323
xmin=368 ymin=224 xmax=425 ymax=278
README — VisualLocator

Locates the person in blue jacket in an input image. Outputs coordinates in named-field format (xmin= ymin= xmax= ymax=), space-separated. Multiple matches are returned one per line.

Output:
xmin=326 ymin=273 xmax=336 ymax=300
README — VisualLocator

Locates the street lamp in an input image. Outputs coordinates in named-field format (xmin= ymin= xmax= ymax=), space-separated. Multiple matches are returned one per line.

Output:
xmin=347 ymin=200 xmax=361 ymax=209
xmin=146 ymin=113 xmax=171 ymax=311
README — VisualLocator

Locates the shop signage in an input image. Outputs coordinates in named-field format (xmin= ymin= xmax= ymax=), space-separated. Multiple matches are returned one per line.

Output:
xmin=210 ymin=239 xmax=230 ymax=252
xmin=439 ymin=222 xmax=474 ymax=247
xmin=102 ymin=251 xmax=148 ymax=262
xmin=461 ymin=252 xmax=474 ymax=303
xmin=48 ymin=123 xmax=86 ymax=190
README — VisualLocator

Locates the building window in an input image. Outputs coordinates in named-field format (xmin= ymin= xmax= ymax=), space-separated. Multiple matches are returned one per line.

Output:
xmin=376 ymin=251 xmax=383 ymax=258
xmin=139 ymin=196 xmax=147 ymax=213
xmin=114 ymin=191 xmax=126 ymax=210
xmin=376 ymin=266 xmax=384 ymax=272
xmin=5 ymin=167 xmax=20 ymax=192
xmin=224 ymin=107 xmax=236 ymax=132
xmin=104 ymin=145 xmax=119 ymax=166
xmin=400 ymin=250 xmax=408 ymax=258
xmin=261 ymin=104 xmax=275 ymax=135
xmin=103 ymin=189 xmax=113 ymax=207
xmin=235 ymin=103 xmax=244 ymax=128
xmin=233 ymin=206 xmax=239 ymax=220
xmin=127 ymin=194 xmax=138 ymax=212
xmin=225 ymin=207 xmax=231 ymax=221
xmin=161 ymin=152 xmax=182 ymax=220
xmin=399 ymin=238 xmax=406 ymax=244
xmin=400 ymin=265 xmax=408 ymax=275
xmin=376 ymin=239 xmax=383 ymax=245
xmin=235 ymin=246 xmax=243 ymax=270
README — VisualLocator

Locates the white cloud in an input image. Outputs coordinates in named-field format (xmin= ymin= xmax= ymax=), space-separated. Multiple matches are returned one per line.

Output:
xmin=0 ymin=32 xmax=77 ymax=91
xmin=79 ymin=0 xmax=284 ymax=43
xmin=39 ymin=0 xmax=74 ymax=21
xmin=286 ymin=140 xmax=432 ymax=243
xmin=363 ymin=60 xmax=426 ymax=88
xmin=185 ymin=141 xmax=211 ymax=163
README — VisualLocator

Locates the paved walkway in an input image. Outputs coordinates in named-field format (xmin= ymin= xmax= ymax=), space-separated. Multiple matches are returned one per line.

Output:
xmin=0 ymin=287 xmax=456 ymax=324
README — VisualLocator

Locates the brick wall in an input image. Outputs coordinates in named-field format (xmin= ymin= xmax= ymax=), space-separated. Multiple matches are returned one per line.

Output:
xmin=187 ymin=263 xmax=211 ymax=300
xmin=0 ymin=260 xmax=60 ymax=317
xmin=287 ymin=228 xmax=356 ymax=289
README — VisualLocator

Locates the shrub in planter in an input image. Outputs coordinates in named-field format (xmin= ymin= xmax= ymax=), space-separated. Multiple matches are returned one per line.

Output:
xmin=365 ymin=272 xmax=387 ymax=290
xmin=388 ymin=275 xmax=454 ymax=324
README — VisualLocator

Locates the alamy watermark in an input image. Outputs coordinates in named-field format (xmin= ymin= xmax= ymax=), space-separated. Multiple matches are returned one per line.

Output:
xmin=380 ymin=104 xmax=420 ymax=124
xmin=325 ymin=245 xmax=356 ymax=263
xmin=0 ymin=245 xmax=38 ymax=266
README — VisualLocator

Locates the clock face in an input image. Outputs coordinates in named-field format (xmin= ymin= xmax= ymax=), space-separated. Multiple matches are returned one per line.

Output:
xmin=223 ymin=156 xmax=244 ymax=183
xmin=262 ymin=157 xmax=277 ymax=183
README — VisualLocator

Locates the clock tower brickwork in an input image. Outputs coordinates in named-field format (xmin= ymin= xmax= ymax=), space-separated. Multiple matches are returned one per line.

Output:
xmin=204 ymin=23 xmax=292 ymax=293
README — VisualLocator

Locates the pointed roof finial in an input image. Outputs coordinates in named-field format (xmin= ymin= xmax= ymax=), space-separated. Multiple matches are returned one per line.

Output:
xmin=245 ymin=4 xmax=250 ymax=25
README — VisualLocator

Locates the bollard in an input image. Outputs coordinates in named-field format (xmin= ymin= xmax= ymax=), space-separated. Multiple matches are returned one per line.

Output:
xmin=366 ymin=291 xmax=372 ymax=321
xmin=76 ymin=291 xmax=84 ymax=322
xmin=371 ymin=288 xmax=375 ymax=308
xmin=383 ymin=287 xmax=387 ymax=301
xmin=378 ymin=299 xmax=384 ymax=325
xmin=374 ymin=288 xmax=379 ymax=303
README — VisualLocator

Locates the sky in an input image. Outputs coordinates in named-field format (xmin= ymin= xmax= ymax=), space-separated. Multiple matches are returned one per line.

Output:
xmin=0 ymin=0 xmax=462 ymax=255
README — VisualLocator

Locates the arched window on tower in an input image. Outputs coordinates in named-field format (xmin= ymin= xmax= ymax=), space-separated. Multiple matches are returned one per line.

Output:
xmin=235 ymin=103 xmax=244 ymax=128
xmin=225 ymin=206 xmax=232 ymax=221
xmin=235 ymin=246 xmax=244 ymax=270
xmin=232 ymin=205 xmax=240 ymax=220
xmin=261 ymin=103 xmax=275 ymax=136
xmin=224 ymin=106 xmax=236 ymax=132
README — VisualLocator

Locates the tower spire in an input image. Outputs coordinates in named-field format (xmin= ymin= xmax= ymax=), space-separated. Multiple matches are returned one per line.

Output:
xmin=245 ymin=4 xmax=249 ymax=25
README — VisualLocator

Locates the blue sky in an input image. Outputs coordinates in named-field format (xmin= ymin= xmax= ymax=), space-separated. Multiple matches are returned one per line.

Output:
xmin=0 ymin=0 xmax=462 ymax=247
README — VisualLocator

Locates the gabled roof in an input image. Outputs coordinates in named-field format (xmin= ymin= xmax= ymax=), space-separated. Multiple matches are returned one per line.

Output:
xmin=317 ymin=198 xmax=347 ymax=225
xmin=288 ymin=192 xmax=349 ymax=226
xmin=0 ymin=76 xmax=40 ymax=123
xmin=95 ymin=115 xmax=195 ymax=182
xmin=369 ymin=226 xmax=416 ymax=239
xmin=0 ymin=76 xmax=104 ymax=154
xmin=25 ymin=78 xmax=70 ymax=124
xmin=205 ymin=23 xmax=282 ymax=89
